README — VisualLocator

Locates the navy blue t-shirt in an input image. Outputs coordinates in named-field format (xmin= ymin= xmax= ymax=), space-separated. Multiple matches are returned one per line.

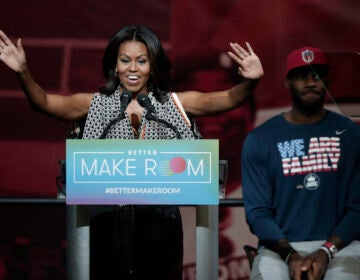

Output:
xmin=242 ymin=110 xmax=360 ymax=245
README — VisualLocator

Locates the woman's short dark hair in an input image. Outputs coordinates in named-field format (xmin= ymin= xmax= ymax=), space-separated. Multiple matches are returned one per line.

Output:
xmin=100 ymin=25 xmax=172 ymax=102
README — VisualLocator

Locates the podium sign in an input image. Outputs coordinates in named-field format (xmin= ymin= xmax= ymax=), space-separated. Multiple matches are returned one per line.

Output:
xmin=66 ymin=139 xmax=219 ymax=205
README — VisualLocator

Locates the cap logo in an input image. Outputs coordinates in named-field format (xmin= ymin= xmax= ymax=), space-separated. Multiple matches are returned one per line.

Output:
xmin=301 ymin=49 xmax=314 ymax=64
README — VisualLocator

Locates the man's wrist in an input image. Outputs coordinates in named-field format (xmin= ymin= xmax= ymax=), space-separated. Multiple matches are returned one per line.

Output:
xmin=320 ymin=241 xmax=338 ymax=260
xmin=318 ymin=246 xmax=331 ymax=263
xmin=283 ymin=248 xmax=297 ymax=265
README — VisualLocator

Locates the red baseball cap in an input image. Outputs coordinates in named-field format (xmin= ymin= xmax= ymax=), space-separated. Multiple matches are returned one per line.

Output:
xmin=286 ymin=46 xmax=329 ymax=76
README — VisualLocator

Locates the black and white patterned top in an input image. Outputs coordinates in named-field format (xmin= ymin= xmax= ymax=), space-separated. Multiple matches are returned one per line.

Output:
xmin=82 ymin=88 xmax=201 ymax=140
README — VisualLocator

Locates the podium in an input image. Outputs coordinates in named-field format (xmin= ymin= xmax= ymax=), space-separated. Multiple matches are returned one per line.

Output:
xmin=66 ymin=139 xmax=219 ymax=280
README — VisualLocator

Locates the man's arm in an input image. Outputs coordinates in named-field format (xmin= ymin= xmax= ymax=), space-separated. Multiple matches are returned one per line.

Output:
xmin=242 ymin=132 xmax=287 ymax=244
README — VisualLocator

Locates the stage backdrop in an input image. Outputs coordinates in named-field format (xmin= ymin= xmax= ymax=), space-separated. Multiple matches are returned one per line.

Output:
xmin=0 ymin=0 xmax=359 ymax=279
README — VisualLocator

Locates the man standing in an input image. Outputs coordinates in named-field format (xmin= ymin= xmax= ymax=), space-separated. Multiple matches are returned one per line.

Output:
xmin=242 ymin=46 xmax=360 ymax=280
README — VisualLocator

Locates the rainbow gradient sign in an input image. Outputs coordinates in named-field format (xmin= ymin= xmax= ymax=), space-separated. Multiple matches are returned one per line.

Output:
xmin=66 ymin=139 xmax=219 ymax=205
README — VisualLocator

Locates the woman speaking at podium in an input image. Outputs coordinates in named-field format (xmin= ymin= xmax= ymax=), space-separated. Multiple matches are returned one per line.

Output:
xmin=0 ymin=26 xmax=263 ymax=279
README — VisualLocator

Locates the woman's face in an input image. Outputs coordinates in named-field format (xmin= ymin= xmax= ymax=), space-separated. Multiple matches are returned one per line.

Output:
xmin=116 ymin=40 xmax=151 ymax=94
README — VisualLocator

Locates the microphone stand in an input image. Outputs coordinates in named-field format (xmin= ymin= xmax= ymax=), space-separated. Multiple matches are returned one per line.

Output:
xmin=99 ymin=90 xmax=132 ymax=139
xmin=99 ymin=113 xmax=127 ymax=139
xmin=145 ymin=113 xmax=182 ymax=139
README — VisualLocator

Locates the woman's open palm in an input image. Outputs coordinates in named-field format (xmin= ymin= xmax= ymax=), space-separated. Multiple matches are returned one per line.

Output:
xmin=0 ymin=30 xmax=27 ymax=73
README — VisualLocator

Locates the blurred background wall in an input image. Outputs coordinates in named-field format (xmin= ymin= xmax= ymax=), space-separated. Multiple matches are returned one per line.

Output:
xmin=0 ymin=0 xmax=359 ymax=279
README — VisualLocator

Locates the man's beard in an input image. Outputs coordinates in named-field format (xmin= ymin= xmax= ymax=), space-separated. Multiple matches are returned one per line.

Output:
xmin=290 ymin=86 xmax=326 ymax=114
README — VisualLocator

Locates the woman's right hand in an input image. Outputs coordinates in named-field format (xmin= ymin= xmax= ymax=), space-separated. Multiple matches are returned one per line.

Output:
xmin=0 ymin=30 xmax=27 ymax=73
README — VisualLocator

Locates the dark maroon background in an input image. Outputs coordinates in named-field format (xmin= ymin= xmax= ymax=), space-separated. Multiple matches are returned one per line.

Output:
xmin=0 ymin=1 xmax=359 ymax=279
xmin=1 ymin=0 xmax=358 ymax=197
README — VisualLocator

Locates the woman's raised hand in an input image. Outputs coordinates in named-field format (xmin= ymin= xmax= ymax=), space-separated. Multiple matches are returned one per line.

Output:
xmin=228 ymin=42 xmax=264 ymax=80
xmin=0 ymin=30 xmax=27 ymax=73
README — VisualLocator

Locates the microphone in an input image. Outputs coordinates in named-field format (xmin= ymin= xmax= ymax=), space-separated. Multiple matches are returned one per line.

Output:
xmin=137 ymin=93 xmax=156 ymax=116
xmin=119 ymin=90 xmax=133 ymax=118
xmin=99 ymin=90 xmax=133 ymax=139
xmin=137 ymin=93 xmax=182 ymax=139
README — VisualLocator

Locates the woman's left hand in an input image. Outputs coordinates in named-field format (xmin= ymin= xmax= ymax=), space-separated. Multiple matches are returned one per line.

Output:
xmin=227 ymin=42 xmax=264 ymax=80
